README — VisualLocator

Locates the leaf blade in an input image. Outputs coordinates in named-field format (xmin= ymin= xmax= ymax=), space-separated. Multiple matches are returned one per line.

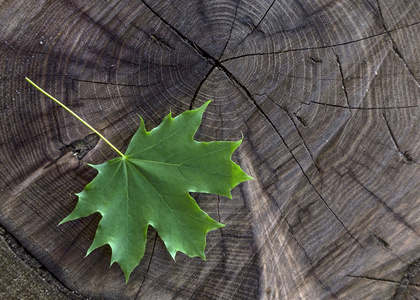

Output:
xmin=60 ymin=101 xmax=252 ymax=282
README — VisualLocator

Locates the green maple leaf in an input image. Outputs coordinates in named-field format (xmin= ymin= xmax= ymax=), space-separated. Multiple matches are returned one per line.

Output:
xmin=26 ymin=78 xmax=253 ymax=282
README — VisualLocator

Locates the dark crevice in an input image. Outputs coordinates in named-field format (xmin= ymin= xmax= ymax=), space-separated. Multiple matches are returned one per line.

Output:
xmin=333 ymin=52 xmax=351 ymax=111
xmin=375 ymin=0 xmax=420 ymax=87
xmin=220 ymin=21 xmax=420 ymax=63
xmin=251 ymin=0 xmax=276 ymax=34
xmin=237 ymin=0 xmax=276 ymax=44
xmin=244 ymin=94 xmax=363 ymax=249
xmin=141 ymin=0 xmax=223 ymax=68
xmin=304 ymin=101 xmax=417 ymax=111
xmin=382 ymin=112 xmax=414 ymax=163
xmin=348 ymin=275 xmax=420 ymax=288
xmin=68 ymin=0 xmax=118 ymax=44
xmin=234 ymin=85 xmax=357 ymax=297
xmin=199 ymin=35 xmax=364 ymax=254
xmin=56 ymin=217 xmax=97 ymax=264
xmin=239 ymin=118 xmax=336 ymax=298
xmin=218 ymin=1 xmax=240 ymax=60
xmin=135 ymin=234 xmax=158 ymax=299
xmin=44 ymin=133 xmax=99 ymax=169
xmin=72 ymin=78 xmax=158 ymax=89
xmin=52 ymin=108 xmax=66 ymax=146
xmin=149 ymin=33 xmax=175 ymax=50
xmin=368 ymin=230 xmax=407 ymax=264
xmin=393 ymin=259 xmax=420 ymax=299
xmin=189 ymin=65 xmax=216 ymax=109
xmin=261 ymin=93 xmax=321 ymax=173
xmin=276 ymin=204 xmax=337 ymax=298
xmin=371 ymin=232 xmax=390 ymax=248
xmin=348 ymin=171 xmax=419 ymax=237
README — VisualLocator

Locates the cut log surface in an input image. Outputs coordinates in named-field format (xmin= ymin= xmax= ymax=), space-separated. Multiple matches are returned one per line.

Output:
xmin=1 ymin=0 xmax=420 ymax=299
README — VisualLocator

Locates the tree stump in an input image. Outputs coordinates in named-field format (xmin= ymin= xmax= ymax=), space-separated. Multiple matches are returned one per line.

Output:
xmin=1 ymin=1 xmax=420 ymax=299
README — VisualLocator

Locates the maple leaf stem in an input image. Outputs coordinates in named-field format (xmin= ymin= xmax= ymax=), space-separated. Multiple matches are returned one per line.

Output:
xmin=25 ymin=77 xmax=125 ymax=158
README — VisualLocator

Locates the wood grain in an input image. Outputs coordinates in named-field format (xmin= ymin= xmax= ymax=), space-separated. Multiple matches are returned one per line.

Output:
xmin=1 ymin=0 xmax=419 ymax=299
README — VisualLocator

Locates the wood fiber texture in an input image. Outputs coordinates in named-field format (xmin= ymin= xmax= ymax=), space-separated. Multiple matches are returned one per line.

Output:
xmin=1 ymin=0 xmax=420 ymax=299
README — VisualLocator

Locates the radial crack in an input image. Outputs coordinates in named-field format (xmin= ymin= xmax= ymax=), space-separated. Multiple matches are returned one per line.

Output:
xmin=253 ymin=184 xmax=337 ymax=298
xmin=306 ymin=101 xmax=417 ymax=111
xmin=221 ymin=21 xmax=420 ymax=63
xmin=348 ymin=171 xmax=419 ymax=236
xmin=189 ymin=65 xmax=216 ymax=109
xmin=369 ymin=230 xmax=407 ymax=264
xmin=381 ymin=112 xmax=413 ymax=162
xmin=141 ymin=0 xmax=221 ymax=67
xmin=219 ymin=1 xmax=240 ymax=60
xmin=375 ymin=0 xmax=420 ymax=87
xmin=278 ymin=204 xmax=337 ymax=298
xmin=262 ymin=94 xmax=320 ymax=172
xmin=348 ymin=275 xmax=420 ymax=288
xmin=72 ymin=78 xmax=157 ymax=89
xmin=215 ymin=67 xmax=363 ymax=249
xmin=135 ymin=234 xmax=158 ymax=299
xmin=68 ymin=0 xmax=119 ymax=42
xmin=333 ymin=52 xmax=351 ymax=111
xmin=240 ymin=0 xmax=276 ymax=42
xmin=250 ymin=97 xmax=362 ymax=248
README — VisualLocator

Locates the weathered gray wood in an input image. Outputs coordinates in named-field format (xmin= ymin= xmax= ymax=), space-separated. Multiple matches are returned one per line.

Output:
xmin=1 ymin=0 xmax=419 ymax=299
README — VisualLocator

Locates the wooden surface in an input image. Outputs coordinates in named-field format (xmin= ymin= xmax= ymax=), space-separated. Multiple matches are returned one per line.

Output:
xmin=1 ymin=0 xmax=420 ymax=299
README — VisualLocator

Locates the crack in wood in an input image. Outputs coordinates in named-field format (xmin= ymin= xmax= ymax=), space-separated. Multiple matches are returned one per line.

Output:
xmin=347 ymin=275 xmax=420 ymax=288
xmin=393 ymin=258 xmax=420 ymax=298
xmin=261 ymin=93 xmax=321 ymax=173
xmin=44 ymin=133 xmax=99 ymax=169
xmin=368 ymin=230 xmax=407 ymax=264
xmin=72 ymin=78 xmax=157 ymax=89
xmin=141 ymin=0 xmax=221 ymax=67
xmin=333 ymin=52 xmax=351 ymax=111
xmin=381 ymin=112 xmax=413 ymax=163
xmin=304 ymin=101 xmax=417 ymax=111
xmin=237 ymin=0 xmax=276 ymax=44
xmin=52 ymin=107 xmax=66 ymax=146
xmin=310 ymin=57 xmax=323 ymax=64
xmin=348 ymin=259 xmax=420 ymax=298
xmin=223 ymin=114 xmax=336 ymax=299
xmin=68 ymin=0 xmax=119 ymax=43
xmin=189 ymin=65 xmax=216 ymax=109
xmin=214 ymin=63 xmax=364 ymax=254
xmin=221 ymin=21 xmax=420 ymax=63
xmin=371 ymin=232 xmax=390 ymax=248
xmin=241 ymin=96 xmax=364 ymax=295
xmin=219 ymin=0 xmax=240 ymax=60
xmin=150 ymin=33 xmax=174 ymax=50
xmin=135 ymin=234 xmax=158 ymax=299
xmin=375 ymin=0 xmax=420 ymax=88
xmin=244 ymin=95 xmax=362 ymax=250
xmin=280 ymin=205 xmax=337 ymax=298
xmin=347 ymin=171 xmax=419 ymax=237
xmin=57 ymin=217 xmax=97 ymax=264
xmin=252 ymin=0 xmax=276 ymax=34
